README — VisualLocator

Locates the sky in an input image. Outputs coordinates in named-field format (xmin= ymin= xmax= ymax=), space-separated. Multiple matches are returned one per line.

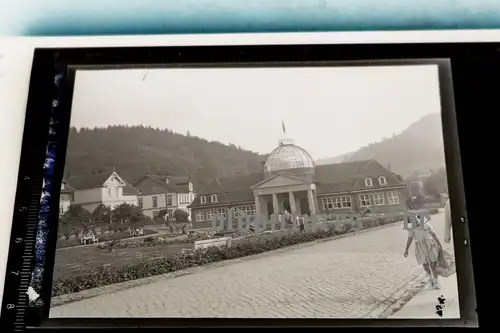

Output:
xmin=70 ymin=64 xmax=442 ymax=160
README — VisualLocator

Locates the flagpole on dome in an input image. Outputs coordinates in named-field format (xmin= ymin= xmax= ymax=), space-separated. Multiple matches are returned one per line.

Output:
xmin=279 ymin=120 xmax=294 ymax=146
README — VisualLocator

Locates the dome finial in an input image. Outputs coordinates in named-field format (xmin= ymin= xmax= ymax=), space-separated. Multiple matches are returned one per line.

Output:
xmin=278 ymin=120 xmax=294 ymax=146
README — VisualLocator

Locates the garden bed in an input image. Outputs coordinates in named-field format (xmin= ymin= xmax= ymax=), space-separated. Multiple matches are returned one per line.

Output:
xmin=52 ymin=215 xmax=406 ymax=297
xmin=56 ymin=229 xmax=158 ymax=249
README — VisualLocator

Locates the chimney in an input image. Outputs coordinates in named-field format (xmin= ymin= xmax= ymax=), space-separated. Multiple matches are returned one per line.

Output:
xmin=260 ymin=160 xmax=266 ymax=173
xmin=387 ymin=164 xmax=391 ymax=172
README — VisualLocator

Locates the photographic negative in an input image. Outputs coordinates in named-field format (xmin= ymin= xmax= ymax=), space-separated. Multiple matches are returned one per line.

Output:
xmin=48 ymin=63 xmax=460 ymax=319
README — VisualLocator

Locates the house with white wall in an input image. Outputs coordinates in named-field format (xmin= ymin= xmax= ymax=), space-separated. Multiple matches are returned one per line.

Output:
xmin=59 ymin=180 xmax=75 ymax=216
xmin=65 ymin=172 xmax=140 ymax=213
xmin=133 ymin=174 xmax=196 ymax=220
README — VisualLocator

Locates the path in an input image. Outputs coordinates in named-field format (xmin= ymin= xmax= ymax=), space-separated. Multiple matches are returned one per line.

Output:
xmin=50 ymin=212 xmax=457 ymax=318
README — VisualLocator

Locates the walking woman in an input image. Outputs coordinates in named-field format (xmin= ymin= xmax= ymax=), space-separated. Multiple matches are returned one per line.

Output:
xmin=404 ymin=214 xmax=443 ymax=289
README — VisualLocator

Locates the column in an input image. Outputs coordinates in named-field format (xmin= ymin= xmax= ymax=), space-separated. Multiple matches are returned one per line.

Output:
xmin=289 ymin=191 xmax=297 ymax=215
xmin=272 ymin=193 xmax=280 ymax=215
xmin=254 ymin=194 xmax=262 ymax=223
xmin=307 ymin=188 xmax=317 ymax=215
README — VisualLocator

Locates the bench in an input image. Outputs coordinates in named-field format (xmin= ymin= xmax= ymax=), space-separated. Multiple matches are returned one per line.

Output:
xmin=181 ymin=237 xmax=232 ymax=256
xmin=80 ymin=234 xmax=99 ymax=245
xmin=129 ymin=228 xmax=144 ymax=237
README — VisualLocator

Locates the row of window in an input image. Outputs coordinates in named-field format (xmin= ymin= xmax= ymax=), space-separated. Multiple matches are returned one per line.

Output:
xmin=138 ymin=194 xmax=180 ymax=209
xmin=321 ymin=191 xmax=400 ymax=210
xmin=195 ymin=205 xmax=256 ymax=221
xmin=364 ymin=176 xmax=388 ymax=187
xmin=200 ymin=194 xmax=218 ymax=204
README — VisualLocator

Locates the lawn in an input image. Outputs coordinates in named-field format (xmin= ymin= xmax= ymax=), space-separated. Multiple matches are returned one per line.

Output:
xmin=52 ymin=241 xmax=192 ymax=280
xmin=51 ymin=224 xmax=326 ymax=281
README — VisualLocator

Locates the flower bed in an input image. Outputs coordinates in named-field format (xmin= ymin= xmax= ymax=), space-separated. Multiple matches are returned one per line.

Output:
xmin=52 ymin=216 xmax=405 ymax=297
xmin=96 ymin=235 xmax=190 ymax=250
xmin=56 ymin=229 xmax=158 ymax=249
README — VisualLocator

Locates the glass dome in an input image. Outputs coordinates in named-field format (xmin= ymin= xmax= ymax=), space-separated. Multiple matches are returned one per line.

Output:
xmin=264 ymin=141 xmax=315 ymax=176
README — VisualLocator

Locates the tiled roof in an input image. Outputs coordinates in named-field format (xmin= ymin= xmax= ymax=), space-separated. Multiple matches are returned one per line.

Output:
xmin=188 ymin=173 xmax=264 ymax=208
xmin=66 ymin=172 xmax=141 ymax=195
xmin=123 ymin=181 xmax=141 ymax=195
xmin=66 ymin=173 xmax=112 ymax=190
xmin=136 ymin=174 xmax=193 ymax=194
xmin=315 ymin=160 xmax=405 ymax=194
xmin=189 ymin=159 xmax=405 ymax=208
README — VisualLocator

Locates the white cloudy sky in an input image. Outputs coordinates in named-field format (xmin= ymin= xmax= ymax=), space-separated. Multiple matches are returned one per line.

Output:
xmin=71 ymin=64 xmax=441 ymax=160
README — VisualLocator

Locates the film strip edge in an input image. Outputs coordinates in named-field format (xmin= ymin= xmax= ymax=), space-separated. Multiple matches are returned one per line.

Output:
xmin=1 ymin=51 xmax=57 ymax=331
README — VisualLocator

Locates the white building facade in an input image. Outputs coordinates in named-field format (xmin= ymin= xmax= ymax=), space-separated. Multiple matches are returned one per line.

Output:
xmin=66 ymin=172 xmax=140 ymax=213
xmin=134 ymin=174 xmax=196 ymax=220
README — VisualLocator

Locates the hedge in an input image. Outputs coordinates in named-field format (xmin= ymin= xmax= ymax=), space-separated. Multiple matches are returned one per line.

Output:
xmin=52 ymin=215 xmax=408 ymax=297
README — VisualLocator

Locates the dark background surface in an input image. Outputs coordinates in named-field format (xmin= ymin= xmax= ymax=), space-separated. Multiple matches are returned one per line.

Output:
xmin=2 ymin=43 xmax=488 ymax=329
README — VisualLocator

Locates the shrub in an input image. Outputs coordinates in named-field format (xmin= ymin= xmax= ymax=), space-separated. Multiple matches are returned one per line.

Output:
xmin=52 ymin=216 xmax=404 ymax=296
xmin=143 ymin=236 xmax=155 ymax=243
xmin=187 ymin=230 xmax=217 ymax=241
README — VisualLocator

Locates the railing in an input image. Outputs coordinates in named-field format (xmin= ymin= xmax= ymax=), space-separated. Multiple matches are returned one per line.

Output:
xmin=205 ymin=209 xmax=432 ymax=234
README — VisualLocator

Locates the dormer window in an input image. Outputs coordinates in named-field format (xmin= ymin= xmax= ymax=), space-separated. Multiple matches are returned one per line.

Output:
xmin=188 ymin=182 xmax=193 ymax=192
xmin=378 ymin=176 xmax=387 ymax=185
xmin=200 ymin=196 xmax=207 ymax=204
xmin=211 ymin=194 xmax=218 ymax=203
xmin=365 ymin=178 xmax=373 ymax=187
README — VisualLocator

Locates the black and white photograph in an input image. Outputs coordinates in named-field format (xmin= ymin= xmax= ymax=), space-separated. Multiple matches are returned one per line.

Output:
xmin=49 ymin=64 xmax=459 ymax=319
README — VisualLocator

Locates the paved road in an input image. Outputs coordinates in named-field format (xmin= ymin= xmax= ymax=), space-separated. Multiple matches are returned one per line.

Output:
xmin=50 ymin=212 xmax=453 ymax=318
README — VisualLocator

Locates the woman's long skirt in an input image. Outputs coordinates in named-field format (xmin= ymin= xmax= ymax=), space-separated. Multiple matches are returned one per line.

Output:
xmin=415 ymin=238 xmax=439 ymax=265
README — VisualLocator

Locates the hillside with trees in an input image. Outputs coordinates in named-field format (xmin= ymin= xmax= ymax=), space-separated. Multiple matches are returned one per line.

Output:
xmin=63 ymin=126 xmax=265 ymax=186
xmin=317 ymin=113 xmax=446 ymax=177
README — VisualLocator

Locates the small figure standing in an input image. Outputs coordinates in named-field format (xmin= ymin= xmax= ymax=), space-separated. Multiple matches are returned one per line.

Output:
xmin=404 ymin=214 xmax=443 ymax=289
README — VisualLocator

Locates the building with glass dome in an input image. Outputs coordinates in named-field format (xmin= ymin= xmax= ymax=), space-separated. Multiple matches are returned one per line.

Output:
xmin=188 ymin=138 xmax=407 ymax=229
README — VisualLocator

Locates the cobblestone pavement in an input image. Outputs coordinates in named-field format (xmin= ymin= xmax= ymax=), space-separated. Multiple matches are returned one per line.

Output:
xmin=50 ymin=212 xmax=451 ymax=318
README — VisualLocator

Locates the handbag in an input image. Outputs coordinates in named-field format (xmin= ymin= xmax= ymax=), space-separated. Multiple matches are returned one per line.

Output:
xmin=436 ymin=248 xmax=456 ymax=277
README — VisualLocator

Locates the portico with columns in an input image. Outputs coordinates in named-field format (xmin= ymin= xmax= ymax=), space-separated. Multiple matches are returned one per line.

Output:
xmin=251 ymin=172 xmax=320 ymax=218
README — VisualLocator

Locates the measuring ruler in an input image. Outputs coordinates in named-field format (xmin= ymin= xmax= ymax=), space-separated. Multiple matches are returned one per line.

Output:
xmin=1 ymin=92 xmax=53 ymax=331
xmin=2 ymin=174 xmax=43 ymax=331
xmin=0 ymin=52 xmax=59 ymax=331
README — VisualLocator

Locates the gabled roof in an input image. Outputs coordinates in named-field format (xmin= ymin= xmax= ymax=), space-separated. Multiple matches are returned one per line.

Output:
xmin=123 ymin=180 xmax=141 ymax=195
xmin=188 ymin=159 xmax=405 ymax=209
xmin=60 ymin=180 xmax=76 ymax=194
xmin=66 ymin=172 xmax=141 ymax=195
xmin=66 ymin=173 xmax=114 ymax=190
xmin=250 ymin=171 xmax=311 ymax=190
xmin=134 ymin=174 xmax=193 ymax=194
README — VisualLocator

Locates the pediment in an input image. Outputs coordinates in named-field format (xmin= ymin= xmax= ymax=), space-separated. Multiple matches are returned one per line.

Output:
xmin=251 ymin=173 xmax=309 ymax=190
xmin=103 ymin=172 xmax=126 ymax=187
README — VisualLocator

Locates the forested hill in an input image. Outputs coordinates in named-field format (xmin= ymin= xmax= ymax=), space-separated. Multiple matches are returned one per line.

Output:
xmin=316 ymin=113 xmax=446 ymax=177
xmin=63 ymin=126 xmax=265 ymax=186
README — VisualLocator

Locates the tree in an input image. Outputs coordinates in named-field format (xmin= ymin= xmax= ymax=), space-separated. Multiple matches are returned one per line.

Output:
xmin=112 ymin=203 xmax=146 ymax=229
xmin=62 ymin=204 xmax=91 ymax=226
xmin=423 ymin=168 xmax=448 ymax=199
xmin=92 ymin=204 xmax=112 ymax=224
xmin=173 ymin=208 xmax=189 ymax=223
